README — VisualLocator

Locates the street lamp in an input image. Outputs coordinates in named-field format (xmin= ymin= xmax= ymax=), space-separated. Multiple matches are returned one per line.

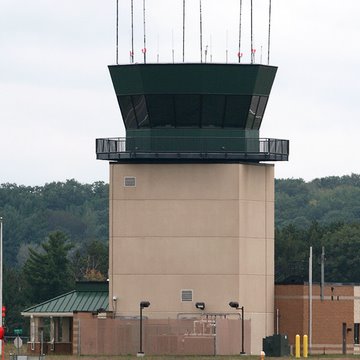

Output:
xmin=195 ymin=302 xmax=206 ymax=311
xmin=229 ymin=301 xmax=245 ymax=354
xmin=137 ymin=301 xmax=150 ymax=356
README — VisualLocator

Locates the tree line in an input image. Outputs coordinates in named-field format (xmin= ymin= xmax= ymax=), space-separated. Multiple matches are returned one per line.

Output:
xmin=0 ymin=179 xmax=108 ymax=267
xmin=275 ymin=174 xmax=360 ymax=283
xmin=2 ymin=175 xmax=360 ymax=333
xmin=276 ymin=174 xmax=360 ymax=228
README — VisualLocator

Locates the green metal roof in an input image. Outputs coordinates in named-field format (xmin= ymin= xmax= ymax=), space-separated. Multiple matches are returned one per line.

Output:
xmin=109 ymin=63 xmax=277 ymax=96
xmin=22 ymin=285 xmax=108 ymax=316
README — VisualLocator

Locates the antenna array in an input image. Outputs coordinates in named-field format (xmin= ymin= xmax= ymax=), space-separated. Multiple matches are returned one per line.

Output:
xmin=115 ymin=0 xmax=273 ymax=65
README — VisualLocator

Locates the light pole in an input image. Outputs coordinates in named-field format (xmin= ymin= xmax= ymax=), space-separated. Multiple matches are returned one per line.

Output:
xmin=137 ymin=301 xmax=150 ymax=356
xmin=0 ymin=217 xmax=3 ymax=359
xmin=229 ymin=301 xmax=245 ymax=354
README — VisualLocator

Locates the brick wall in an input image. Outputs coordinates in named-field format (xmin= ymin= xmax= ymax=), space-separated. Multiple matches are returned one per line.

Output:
xmin=275 ymin=284 xmax=354 ymax=354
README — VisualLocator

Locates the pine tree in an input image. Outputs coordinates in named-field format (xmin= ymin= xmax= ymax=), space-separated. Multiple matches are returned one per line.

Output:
xmin=23 ymin=231 xmax=74 ymax=304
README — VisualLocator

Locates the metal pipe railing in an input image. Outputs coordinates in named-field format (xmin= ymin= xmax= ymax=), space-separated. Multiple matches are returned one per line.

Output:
xmin=96 ymin=137 xmax=289 ymax=156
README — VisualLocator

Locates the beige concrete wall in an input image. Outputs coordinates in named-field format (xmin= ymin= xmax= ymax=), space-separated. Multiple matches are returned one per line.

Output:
xmin=109 ymin=163 xmax=274 ymax=354
xmin=354 ymin=286 xmax=360 ymax=323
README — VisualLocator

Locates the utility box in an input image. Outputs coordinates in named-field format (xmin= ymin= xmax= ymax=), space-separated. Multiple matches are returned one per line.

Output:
xmin=263 ymin=334 xmax=290 ymax=357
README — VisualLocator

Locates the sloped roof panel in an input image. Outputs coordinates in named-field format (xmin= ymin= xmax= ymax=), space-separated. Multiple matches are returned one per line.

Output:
xmin=22 ymin=290 xmax=108 ymax=314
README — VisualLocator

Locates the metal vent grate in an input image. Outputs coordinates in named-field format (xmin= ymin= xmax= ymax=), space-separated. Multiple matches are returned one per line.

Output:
xmin=181 ymin=289 xmax=193 ymax=302
xmin=124 ymin=176 xmax=136 ymax=187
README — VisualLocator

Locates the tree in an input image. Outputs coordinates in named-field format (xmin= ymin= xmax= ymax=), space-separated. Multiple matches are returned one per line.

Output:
xmin=72 ymin=240 xmax=108 ymax=281
xmin=3 ymin=266 xmax=28 ymax=334
xmin=23 ymin=231 xmax=75 ymax=304
xmin=275 ymin=175 xmax=360 ymax=228
xmin=275 ymin=224 xmax=308 ymax=282
xmin=323 ymin=223 xmax=360 ymax=282
xmin=0 ymin=180 xmax=108 ymax=267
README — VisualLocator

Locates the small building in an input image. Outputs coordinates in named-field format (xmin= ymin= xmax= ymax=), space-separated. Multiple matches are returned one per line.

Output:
xmin=275 ymin=282 xmax=360 ymax=354
xmin=21 ymin=281 xmax=108 ymax=355
xmin=22 ymin=281 xmax=252 ymax=356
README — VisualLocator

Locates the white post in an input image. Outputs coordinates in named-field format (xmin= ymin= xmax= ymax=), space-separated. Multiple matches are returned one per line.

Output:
xmin=0 ymin=217 xmax=3 ymax=356
xmin=50 ymin=316 xmax=55 ymax=350
xmin=309 ymin=246 xmax=313 ymax=354
xmin=30 ymin=315 xmax=35 ymax=350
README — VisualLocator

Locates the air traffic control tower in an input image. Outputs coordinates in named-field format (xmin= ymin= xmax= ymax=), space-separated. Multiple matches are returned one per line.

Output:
xmin=96 ymin=63 xmax=289 ymax=354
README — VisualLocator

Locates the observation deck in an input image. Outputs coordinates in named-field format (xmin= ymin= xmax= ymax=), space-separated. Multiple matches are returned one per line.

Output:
xmin=96 ymin=137 xmax=288 ymax=162
xmin=96 ymin=63 xmax=289 ymax=163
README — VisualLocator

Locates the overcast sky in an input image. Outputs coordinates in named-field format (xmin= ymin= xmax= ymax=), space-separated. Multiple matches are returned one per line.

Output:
xmin=1 ymin=0 xmax=359 ymax=185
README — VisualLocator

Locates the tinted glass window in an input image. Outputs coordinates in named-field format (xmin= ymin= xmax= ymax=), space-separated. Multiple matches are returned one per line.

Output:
xmin=246 ymin=96 xmax=260 ymax=129
xmin=224 ymin=95 xmax=252 ymax=128
xmin=253 ymin=96 xmax=268 ymax=129
xmin=132 ymin=95 xmax=149 ymax=128
xmin=175 ymin=95 xmax=201 ymax=127
xmin=201 ymin=95 xmax=225 ymax=127
xmin=146 ymin=95 xmax=175 ymax=127
xmin=118 ymin=95 xmax=137 ymax=129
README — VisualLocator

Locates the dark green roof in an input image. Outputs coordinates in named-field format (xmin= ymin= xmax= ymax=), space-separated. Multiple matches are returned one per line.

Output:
xmin=22 ymin=283 xmax=108 ymax=315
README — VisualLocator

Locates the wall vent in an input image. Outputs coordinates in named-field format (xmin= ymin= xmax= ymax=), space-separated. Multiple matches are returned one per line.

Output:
xmin=181 ymin=289 xmax=193 ymax=302
xmin=124 ymin=176 xmax=136 ymax=187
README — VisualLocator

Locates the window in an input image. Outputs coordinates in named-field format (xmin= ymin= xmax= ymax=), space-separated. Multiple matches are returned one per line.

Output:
xmin=224 ymin=95 xmax=251 ymax=128
xmin=133 ymin=95 xmax=149 ymax=128
xmin=201 ymin=95 xmax=225 ymax=127
xmin=118 ymin=95 xmax=137 ymax=129
xmin=355 ymin=323 xmax=360 ymax=344
xmin=146 ymin=95 xmax=175 ymax=127
xmin=175 ymin=95 xmax=201 ymax=127
xmin=245 ymin=96 xmax=260 ymax=129
xmin=252 ymin=96 xmax=268 ymax=130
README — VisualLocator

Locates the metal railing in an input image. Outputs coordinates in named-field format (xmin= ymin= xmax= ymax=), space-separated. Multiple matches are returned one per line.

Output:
xmin=96 ymin=136 xmax=289 ymax=161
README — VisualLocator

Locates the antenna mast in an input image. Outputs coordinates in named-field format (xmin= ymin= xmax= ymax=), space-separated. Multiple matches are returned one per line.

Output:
xmin=157 ymin=34 xmax=160 ymax=63
xmin=143 ymin=0 xmax=147 ymax=63
xmin=267 ymin=0 xmax=272 ymax=65
xmin=131 ymin=0 xmax=134 ymax=63
xmin=200 ymin=0 xmax=203 ymax=63
xmin=116 ymin=0 xmax=119 ymax=64
xmin=183 ymin=0 xmax=186 ymax=62
xmin=226 ymin=30 xmax=229 ymax=63
xmin=238 ymin=0 xmax=242 ymax=63
xmin=251 ymin=0 xmax=254 ymax=63
xmin=172 ymin=29 xmax=175 ymax=63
